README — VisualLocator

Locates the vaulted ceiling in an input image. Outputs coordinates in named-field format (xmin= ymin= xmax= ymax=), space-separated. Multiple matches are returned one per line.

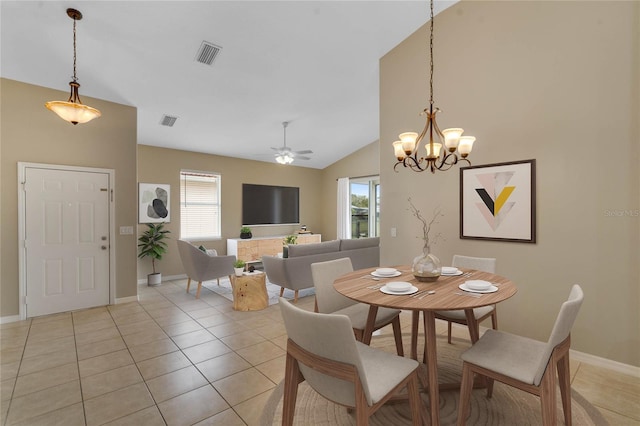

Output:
xmin=1 ymin=1 xmax=454 ymax=168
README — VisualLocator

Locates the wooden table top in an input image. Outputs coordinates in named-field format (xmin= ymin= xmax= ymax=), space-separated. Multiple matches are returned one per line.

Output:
xmin=333 ymin=266 xmax=517 ymax=311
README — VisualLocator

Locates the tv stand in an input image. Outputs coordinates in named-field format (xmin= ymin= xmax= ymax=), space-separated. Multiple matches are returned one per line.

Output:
xmin=227 ymin=234 xmax=321 ymax=262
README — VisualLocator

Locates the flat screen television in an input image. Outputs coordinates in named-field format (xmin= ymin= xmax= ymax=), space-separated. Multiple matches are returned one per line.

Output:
xmin=242 ymin=183 xmax=300 ymax=225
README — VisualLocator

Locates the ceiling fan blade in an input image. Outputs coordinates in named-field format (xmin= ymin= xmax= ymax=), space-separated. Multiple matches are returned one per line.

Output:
xmin=293 ymin=150 xmax=313 ymax=155
xmin=296 ymin=156 xmax=311 ymax=160
xmin=270 ymin=147 xmax=281 ymax=151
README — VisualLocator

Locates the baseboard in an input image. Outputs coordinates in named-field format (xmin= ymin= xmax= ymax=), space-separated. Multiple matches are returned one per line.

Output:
xmin=115 ymin=295 xmax=139 ymax=304
xmin=0 ymin=315 xmax=22 ymax=324
xmin=136 ymin=273 xmax=187 ymax=285
xmin=571 ymin=348 xmax=640 ymax=377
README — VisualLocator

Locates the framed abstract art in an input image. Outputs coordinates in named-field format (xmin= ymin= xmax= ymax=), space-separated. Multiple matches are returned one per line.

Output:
xmin=460 ymin=159 xmax=536 ymax=243
xmin=139 ymin=183 xmax=170 ymax=223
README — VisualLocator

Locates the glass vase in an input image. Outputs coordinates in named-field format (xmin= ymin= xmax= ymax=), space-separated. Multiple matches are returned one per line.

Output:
xmin=412 ymin=247 xmax=441 ymax=282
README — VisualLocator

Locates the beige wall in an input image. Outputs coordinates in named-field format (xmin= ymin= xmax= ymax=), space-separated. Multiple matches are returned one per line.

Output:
xmin=319 ymin=140 xmax=380 ymax=241
xmin=1 ymin=78 xmax=138 ymax=317
xmin=380 ymin=1 xmax=639 ymax=366
xmin=137 ymin=145 xmax=324 ymax=279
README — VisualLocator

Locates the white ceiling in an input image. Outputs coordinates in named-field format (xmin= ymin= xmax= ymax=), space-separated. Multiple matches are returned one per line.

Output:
xmin=1 ymin=1 xmax=455 ymax=169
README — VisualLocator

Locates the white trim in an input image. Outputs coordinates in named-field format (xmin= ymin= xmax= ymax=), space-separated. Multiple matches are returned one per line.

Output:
xmin=571 ymin=348 xmax=640 ymax=378
xmin=0 ymin=315 xmax=23 ymax=324
xmin=136 ymin=273 xmax=188 ymax=285
xmin=17 ymin=162 xmax=116 ymax=320
xmin=115 ymin=295 xmax=139 ymax=304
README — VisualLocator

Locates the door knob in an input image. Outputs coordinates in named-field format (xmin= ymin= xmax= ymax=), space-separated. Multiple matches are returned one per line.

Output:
xmin=101 ymin=246 xmax=107 ymax=250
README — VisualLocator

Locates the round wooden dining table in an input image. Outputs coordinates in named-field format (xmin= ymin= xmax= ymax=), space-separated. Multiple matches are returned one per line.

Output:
xmin=334 ymin=266 xmax=517 ymax=426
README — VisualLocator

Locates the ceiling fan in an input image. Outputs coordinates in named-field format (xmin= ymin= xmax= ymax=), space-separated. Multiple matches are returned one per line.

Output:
xmin=271 ymin=121 xmax=313 ymax=164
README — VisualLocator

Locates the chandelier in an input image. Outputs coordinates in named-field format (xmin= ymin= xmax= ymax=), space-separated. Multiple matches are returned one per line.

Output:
xmin=45 ymin=9 xmax=101 ymax=125
xmin=392 ymin=0 xmax=475 ymax=173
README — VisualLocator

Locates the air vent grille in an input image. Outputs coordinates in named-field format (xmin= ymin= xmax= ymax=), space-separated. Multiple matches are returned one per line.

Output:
xmin=195 ymin=41 xmax=222 ymax=66
xmin=160 ymin=115 xmax=178 ymax=127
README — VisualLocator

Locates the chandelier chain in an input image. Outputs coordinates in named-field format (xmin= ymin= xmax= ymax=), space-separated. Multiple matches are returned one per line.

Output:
xmin=429 ymin=0 xmax=434 ymax=108
xmin=72 ymin=15 xmax=78 ymax=82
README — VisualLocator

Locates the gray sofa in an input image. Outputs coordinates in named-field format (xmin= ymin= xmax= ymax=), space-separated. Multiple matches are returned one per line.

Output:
xmin=262 ymin=237 xmax=380 ymax=301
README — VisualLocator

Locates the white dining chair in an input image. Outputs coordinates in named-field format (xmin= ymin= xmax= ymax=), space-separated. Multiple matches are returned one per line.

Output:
xmin=435 ymin=255 xmax=498 ymax=343
xmin=279 ymin=297 xmax=422 ymax=425
xmin=457 ymin=284 xmax=584 ymax=426
xmin=311 ymin=258 xmax=405 ymax=356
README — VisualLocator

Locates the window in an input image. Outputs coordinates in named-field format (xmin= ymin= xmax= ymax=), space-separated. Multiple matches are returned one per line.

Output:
xmin=180 ymin=171 xmax=221 ymax=240
xmin=350 ymin=176 xmax=380 ymax=239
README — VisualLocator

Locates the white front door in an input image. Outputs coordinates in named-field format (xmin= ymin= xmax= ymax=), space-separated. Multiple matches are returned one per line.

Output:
xmin=24 ymin=167 xmax=111 ymax=317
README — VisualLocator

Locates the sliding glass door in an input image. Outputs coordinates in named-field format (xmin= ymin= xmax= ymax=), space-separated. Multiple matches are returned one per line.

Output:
xmin=350 ymin=177 xmax=379 ymax=238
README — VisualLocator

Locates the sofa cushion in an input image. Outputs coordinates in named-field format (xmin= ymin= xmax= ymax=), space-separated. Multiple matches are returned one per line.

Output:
xmin=340 ymin=237 xmax=379 ymax=251
xmin=288 ymin=240 xmax=340 ymax=258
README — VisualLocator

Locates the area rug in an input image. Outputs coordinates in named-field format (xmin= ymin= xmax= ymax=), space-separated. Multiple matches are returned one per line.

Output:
xmin=203 ymin=276 xmax=315 ymax=306
xmin=260 ymin=333 xmax=608 ymax=426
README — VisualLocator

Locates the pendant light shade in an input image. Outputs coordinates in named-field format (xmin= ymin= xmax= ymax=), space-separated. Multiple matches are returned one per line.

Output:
xmin=45 ymin=9 xmax=101 ymax=125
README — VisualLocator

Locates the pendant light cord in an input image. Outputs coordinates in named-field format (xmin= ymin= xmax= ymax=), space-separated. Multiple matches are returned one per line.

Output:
xmin=429 ymin=0 xmax=434 ymax=109
xmin=72 ymin=15 xmax=78 ymax=82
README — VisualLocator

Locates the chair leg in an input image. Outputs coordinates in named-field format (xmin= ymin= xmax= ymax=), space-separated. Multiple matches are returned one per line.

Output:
xmin=217 ymin=278 xmax=220 ymax=286
xmin=282 ymin=353 xmax=300 ymax=426
xmin=391 ymin=317 xmax=404 ymax=357
xmin=196 ymin=282 xmax=202 ymax=299
xmin=410 ymin=311 xmax=419 ymax=360
xmin=354 ymin=380 xmax=369 ymax=425
xmin=280 ymin=287 xmax=285 ymax=297
xmin=186 ymin=277 xmax=191 ymax=293
xmin=353 ymin=328 xmax=364 ymax=342
xmin=294 ymin=290 xmax=299 ymax=303
xmin=539 ymin=367 xmax=558 ymax=426
xmin=557 ymin=354 xmax=572 ymax=426
xmin=457 ymin=363 xmax=474 ymax=426
xmin=491 ymin=308 xmax=498 ymax=330
xmin=447 ymin=320 xmax=453 ymax=344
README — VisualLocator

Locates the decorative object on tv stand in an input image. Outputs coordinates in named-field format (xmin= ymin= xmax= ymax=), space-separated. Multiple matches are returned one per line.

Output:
xmin=45 ymin=8 xmax=101 ymax=125
xmin=408 ymin=198 xmax=443 ymax=281
xmin=233 ymin=259 xmax=246 ymax=277
xmin=391 ymin=0 xmax=476 ymax=174
xmin=272 ymin=121 xmax=313 ymax=164
xmin=240 ymin=226 xmax=252 ymax=239
xmin=139 ymin=183 xmax=170 ymax=223
xmin=282 ymin=234 xmax=297 ymax=258
xmin=138 ymin=222 xmax=170 ymax=286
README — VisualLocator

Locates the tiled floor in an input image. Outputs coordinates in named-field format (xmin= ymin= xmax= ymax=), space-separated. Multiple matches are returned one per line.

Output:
xmin=1 ymin=279 xmax=639 ymax=425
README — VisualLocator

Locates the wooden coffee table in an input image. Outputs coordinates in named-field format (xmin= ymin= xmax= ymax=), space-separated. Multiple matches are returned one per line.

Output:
xmin=230 ymin=272 xmax=268 ymax=311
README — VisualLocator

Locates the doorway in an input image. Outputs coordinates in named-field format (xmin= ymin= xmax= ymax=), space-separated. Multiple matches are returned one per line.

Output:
xmin=18 ymin=163 xmax=115 ymax=318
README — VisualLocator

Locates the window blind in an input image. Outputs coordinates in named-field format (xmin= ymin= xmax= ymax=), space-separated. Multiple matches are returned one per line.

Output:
xmin=180 ymin=171 xmax=221 ymax=239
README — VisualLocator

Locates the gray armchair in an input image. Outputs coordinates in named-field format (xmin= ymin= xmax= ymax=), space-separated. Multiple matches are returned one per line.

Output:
xmin=176 ymin=240 xmax=235 ymax=298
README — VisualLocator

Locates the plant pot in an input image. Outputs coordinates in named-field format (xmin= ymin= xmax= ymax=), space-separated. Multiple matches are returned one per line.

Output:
xmin=234 ymin=268 xmax=244 ymax=277
xmin=148 ymin=272 xmax=162 ymax=286
xmin=240 ymin=232 xmax=252 ymax=239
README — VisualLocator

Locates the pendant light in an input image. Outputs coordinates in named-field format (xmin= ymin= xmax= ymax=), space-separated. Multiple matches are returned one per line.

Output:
xmin=45 ymin=8 xmax=101 ymax=125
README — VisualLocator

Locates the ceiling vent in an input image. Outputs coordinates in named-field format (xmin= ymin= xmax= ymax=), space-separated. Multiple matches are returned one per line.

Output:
xmin=195 ymin=41 xmax=222 ymax=66
xmin=160 ymin=115 xmax=178 ymax=127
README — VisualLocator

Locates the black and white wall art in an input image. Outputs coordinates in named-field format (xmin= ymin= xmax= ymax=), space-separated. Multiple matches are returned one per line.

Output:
xmin=139 ymin=183 xmax=170 ymax=223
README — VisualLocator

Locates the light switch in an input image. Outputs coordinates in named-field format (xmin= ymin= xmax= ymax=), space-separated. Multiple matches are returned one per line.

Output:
xmin=390 ymin=227 xmax=397 ymax=237
xmin=119 ymin=226 xmax=134 ymax=235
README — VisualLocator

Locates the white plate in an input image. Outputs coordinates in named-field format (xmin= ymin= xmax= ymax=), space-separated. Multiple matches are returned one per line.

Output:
xmin=458 ymin=283 xmax=498 ymax=294
xmin=441 ymin=266 xmax=459 ymax=274
xmin=385 ymin=281 xmax=412 ymax=292
xmin=465 ymin=279 xmax=493 ymax=291
xmin=380 ymin=285 xmax=419 ymax=295
xmin=371 ymin=271 xmax=402 ymax=278
xmin=375 ymin=268 xmax=398 ymax=276
xmin=441 ymin=270 xmax=463 ymax=276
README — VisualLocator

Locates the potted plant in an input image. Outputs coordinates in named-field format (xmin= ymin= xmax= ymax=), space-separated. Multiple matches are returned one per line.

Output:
xmin=233 ymin=259 xmax=246 ymax=276
xmin=240 ymin=226 xmax=252 ymax=239
xmin=138 ymin=222 xmax=170 ymax=286
xmin=282 ymin=234 xmax=297 ymax=258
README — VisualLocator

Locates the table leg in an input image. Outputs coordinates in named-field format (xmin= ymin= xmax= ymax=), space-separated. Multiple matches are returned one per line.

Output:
xmin=362 ymin=305 xmax=379 ymax=345
xmin=464 ymin=309 xmax=480 ymax=343
xmin=423 ymin=310 xmax=439 ymax=426
xmin=411 ymin=311 xmax=419 ymax=360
